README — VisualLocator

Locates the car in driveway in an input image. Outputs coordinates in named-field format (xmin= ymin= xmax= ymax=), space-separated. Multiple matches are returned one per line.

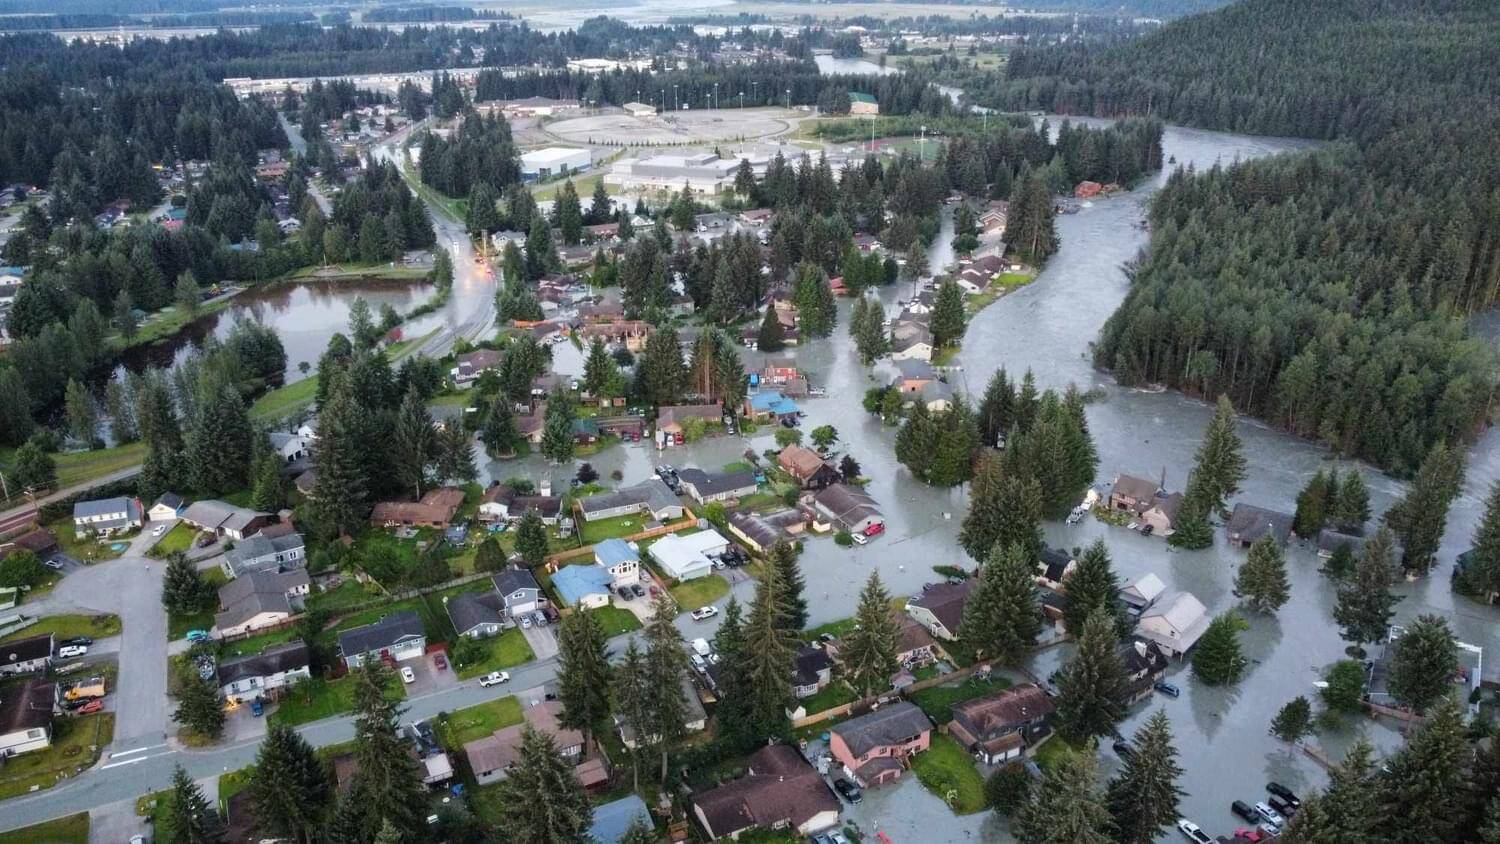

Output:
xmin=1231 ymin=801 xmax=1259 ymax=823
xmin=478 ymin=672 xmax=510 ymax=687
xmin=521 ymin=615 xmax=532 ymax=629
xmin=400 ymin=666 xmax=416 ymax=684
xmin=152 ymin=525 xmax=167 ymax=537
xmin=186 ymin=630 xmax=212 ymax=643
xmin=44 ymin=557 xmax=64 ymax=570
xmin=62 ymin=637 xmax=93 ymax=647
xmin=57 ymin=645 xmax=88 ymax=658
xmin=1175 ymin=819 xmax=1211 ymax=843
xmin=1266 ymin=782 xmax=1301 ymax=810
xmin=832 ymin=778 xmax=862 ymax=804
xmin=1154 ymin=681 xmax=1180 ymax=697
xmin=630 ymin=583 xmax=645 ymax=598
xmin=690 ymin=605 xmax=718 ymax=621
xmin=1254 ymin=802 xmax=1284 ymax=828
xmin=434 ymin=653 xmax=447 ymax=671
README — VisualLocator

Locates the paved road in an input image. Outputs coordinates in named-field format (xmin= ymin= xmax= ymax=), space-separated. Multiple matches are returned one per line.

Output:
xmin=0 ymin=467 xmax=143 ymax=536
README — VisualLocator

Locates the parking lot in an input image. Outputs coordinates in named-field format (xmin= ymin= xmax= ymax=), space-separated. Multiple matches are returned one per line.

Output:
xmin=399 ymin=651 xmax=461 ymax=696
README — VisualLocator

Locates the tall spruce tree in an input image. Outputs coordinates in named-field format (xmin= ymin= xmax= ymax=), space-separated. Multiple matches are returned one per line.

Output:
xmin=1105 ymin=709 xmax=1185 ymax=844
xmin=1383 ymin=440 xmax=1466 ymax=574
xmin=1014 ymin=750 xmax=1114 ymax=843
xmin=514 ymin=508 xmax=549 ymax=567
xmin=977 ymin=368 xmax=1014 ymax=447
xmin=250 ymin=724 xmax=334 ymax=844
xmin=1332 ymin=470 xmax=1371 ymax=533
xmin=1281 ymin=739 xmax=1382 ymax=844
xmin=756 ymin=303 xmax=786 ymax=352
xmin=930 ymin=278 xmax=966 ymax=348
xmin=1377 ymin=697 xmax=1468 ymax=843
xmin=1269 ymin=696 xmax=1313 ymax=746
xmin=1191 ymin=612 xmax=1247 ymax=685
xmin=1053 ymin=606 xmax=1128 ymax=743
xmin=960 ymin=453 xmax=1043 ymax=562
xmin=495 ymin=726 xmax=594 ymax=843
xmin=1333 ymin=527 xmax=1401 ymax=656
xmin=479 ymin=397 xmax=519 ymax=458
xmin=1292 ymin=469 xmax=1332 ymax=538
xmin=958 ymin=542 xmax=1043 ymax=665
xmin=173 ymin=674 xmax=225 ymax=740
xmin=185 ymin=377 xmax=252 ymax=494
xmin=709 ymin=598 xmax=757 ymax=751
xmin=769 ymin=542 xmax=808 ymax=631
xmin=1061 ymin=540 xmax=1128 ymax=639
xmin=348 ymin=664 xmax=427 ymax=840
xmin=161 ymin=550 xmax=214 ymax=616
xmin=1235 ymin=534 xmax=1291 ymax=613
xmin=1194 ymin=395 xmax=1247 ymax=516
xmin=643 ymin=593 xmax=690 ymax=784
xmin=1462 ymin=481 xmax=1500 ymax=602
xmin=392 ymin=384 xmax=434 ymax=499
xmin=556 ymin=608 xmax=612 ymax=752
xmin=841 ymin=571 xmax=899 ymax=696
xmin=168 ymin=764 xmax=225 ymax=844
xmin=1386 ymin=614 xmax=1458 ymax=714
xmin=743 ymin=564 xmax=796 ymax=738
xmin=310 ymin=372 xmax=369 ymax=538
xmin=611 ymin=641 xmax=650 ymax=792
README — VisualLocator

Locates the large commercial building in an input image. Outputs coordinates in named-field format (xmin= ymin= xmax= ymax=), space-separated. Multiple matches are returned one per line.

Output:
xmin=606 ymin=152 xmax=738 ymax=195
xmin=521 ymin=147 xmax=592 ymax=179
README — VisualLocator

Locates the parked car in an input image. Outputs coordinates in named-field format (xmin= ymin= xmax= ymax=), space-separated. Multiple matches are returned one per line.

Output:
xmin=832 ymin=778 xmax=863 ymax=804
xmin=630 ymin=584 xmax=646 ymax=598
xmin=478 ymin=672 xmax=510 ymax=687
xmin=152 ymin=525 xmax=167 ymax=537
xmin=1175 ymin=819 xmax=1212 ymax=844
xmin=1268 ymin=796 xmax=1294 ymax=818
xmin=828 ymin=832 xmax=852 ymax=844
xmin=1233 ymin=829 xmax=1264 ymax=843
xmin=532 ymin=612 xmax=547 ymax=627
xmin=76 ymin=699 xmax=103 ymax=714
xmin=616 ymin=587 xmax=632 ymax=601
xmin=62 ymin=637 xmax=93 ymax=647
xmin=1112 ymin=740 xmax=1134 ymax=759
xmin=1266 ymin=782 xmax=1301 ymax=810
xmin=434 ymin=653 xmax=448 ymax=671
xmin=186 ymin=630 xmax=211 ymax=643
xmin=57 ymin=645 xmax=88 ymax=658
xmin=1254 ymin=802 xmax=1284 ymax=827
xmin=195 ymin=533 xmax=215 ymax=548
xmin=864 ymin=522 xmax=885 ymax=537
xmin=251 ymin=698 xmax=264 ymax=717
xmin=690 ymin=606 xmax=719 ymax=621
xmin=1154 ymin=681 xmax=1181 ymax=697
xmin=44 ymin=558 xmax=64 ymax=570
xmin=851 ymin=532 xmax=869 ymax=546
xmin=400 ymin=666 xmax=416 ymax=684
xmin=522 ymin=615 xmax=533 ymax=629
xmin=1231 ymin=801 xmax=1259 ymax=823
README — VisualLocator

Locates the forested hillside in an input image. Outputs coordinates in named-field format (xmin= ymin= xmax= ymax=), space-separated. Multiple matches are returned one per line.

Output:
xmin=987 ymin=0 xmax=1500 ymax=474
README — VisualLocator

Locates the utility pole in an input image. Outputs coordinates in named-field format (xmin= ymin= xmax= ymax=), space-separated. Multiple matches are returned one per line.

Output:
xmin=785 ymin=88 xmax=790 ymax=110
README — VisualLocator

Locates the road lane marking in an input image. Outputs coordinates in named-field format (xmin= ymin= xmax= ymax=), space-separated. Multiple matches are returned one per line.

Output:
xmin=100 ymin=750 xmax=176 ymax=770
xmin=109 ymin=742 xmax=166 ymax=759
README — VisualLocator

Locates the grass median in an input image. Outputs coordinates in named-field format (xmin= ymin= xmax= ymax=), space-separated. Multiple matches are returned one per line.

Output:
xmin=910 ymin=733 xmax=987 ymax=814
xmin=0 ymin=812 xmax=89 ymax=844
xmin=0 ymin=613 xmax=121 ymax=644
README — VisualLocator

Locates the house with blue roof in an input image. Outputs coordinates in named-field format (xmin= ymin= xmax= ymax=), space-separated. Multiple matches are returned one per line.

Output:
xmin=552 ymin=565 xmax=612 ymax=609
xmin=588 ymin=794 xmax=652 ymax=844
xmin=593 ymin=538 xmax=641 ymax=588
xmin=744 ymin=391 xmax=800 ymax=423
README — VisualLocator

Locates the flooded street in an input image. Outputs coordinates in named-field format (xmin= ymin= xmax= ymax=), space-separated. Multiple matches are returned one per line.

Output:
xmin=485 ymin=121 xmax=1499 ymax=840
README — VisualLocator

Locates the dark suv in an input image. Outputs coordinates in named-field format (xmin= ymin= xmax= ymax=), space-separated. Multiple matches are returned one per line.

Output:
xmin=832 ymin=778 xmax=862 ymax=804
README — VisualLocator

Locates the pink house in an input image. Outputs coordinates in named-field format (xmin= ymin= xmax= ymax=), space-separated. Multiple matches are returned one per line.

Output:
xmin=827 ymin=701 xmax=933 ymax=787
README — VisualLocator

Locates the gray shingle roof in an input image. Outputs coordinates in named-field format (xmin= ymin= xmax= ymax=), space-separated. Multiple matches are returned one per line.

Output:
xmin=446 ymin=592 xmax=506 ymax=635
xmin=216 ymin=642 xmax=310 ymax=688
xmin=677 ymin=468 xmax=757 ymax=498
xmin=491 ymin=567 xmax=540 ymax=596
xmin=73 ymin=497 xmax=136 ymax=519
xmin=830 ymin=701 xmax=931 ymax=758
xmin=337 ymin=611 xmax=425 ymax=658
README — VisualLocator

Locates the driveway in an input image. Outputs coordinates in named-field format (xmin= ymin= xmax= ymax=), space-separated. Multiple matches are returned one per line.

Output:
xmin=519 ymin=622 xmax=558 ymax=661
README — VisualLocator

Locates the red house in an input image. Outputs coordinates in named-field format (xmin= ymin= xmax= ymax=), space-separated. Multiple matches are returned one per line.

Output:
xmin=827 ymin=701 xmax=932 ymax=787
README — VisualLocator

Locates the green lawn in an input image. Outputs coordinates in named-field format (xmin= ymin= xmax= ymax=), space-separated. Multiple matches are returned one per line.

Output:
xmin=304 ymin=578 xmax=379 ymax=613
xmin=0 ymin=613 xmax=121 ymax=644
xmin=578 ymin=513 xmax=649 ymax=544
xmin=454 ymin=629 xmax=535 ymax=680
xmin=146 ymin=522 xmax=197 ymax=558
xmin=436 ymin=695 xmax=523 ymax=746
xmin=217 ymin=625 xmax=302 ymax=660
xmin=589 ymin=605 xmax=642 ymax=637
xmin=0 ymin=812 xmax=89 ymax=844
xmin=0 ymin=442 xmax=149 ymax=503
xmin=250 ymin=375 xmax=318 ymax=420
xmin=797 ymin=681 xmax=858 ymax=715
xmin=0 ymin=713 xmax=114 ymax=800
xmin=908 ymin=674 xmax=1012 ymax=722
xmin=669 ymin=575 xmax=729 ymax=610
xmin=167 ymin=569 xmax=227 ymax=640
xmin=910 ymin=733 xmax=987 ymax=814
xmin=268 ymin=675 xmax=406 ymax=728
xmin=44 ymin=516 xmax=130 ymax=564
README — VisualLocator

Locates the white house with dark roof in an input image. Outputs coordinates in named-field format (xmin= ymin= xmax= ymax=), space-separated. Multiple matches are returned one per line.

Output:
xmin=72 ymin=497 xmax=142 ymax=538
xmin=214 ymin=569 xmax=310 ymax=638
xmin=491 ymin=567 xmax=544 ymax=617
xmin=216 ymin=641 xmax=311 ymax=699
xmin=220 ymin=532 xmax=306 ymax=579
xmin=675 ymin=468 xmax=757 ymax=505
xmin=148 ymin=493 xmax=185 ymax=522
xmin=0 ymin=634 xmax=54 ymax=676
xmin=446 ymin=591 xmax=508 ymax=638
xmin=182 ymin=500 xmax=271 ymax=541
xmin=576 ymin=479 xmax=683 ymax=523
xmin=338 ymin=611 xmax=426 ymax=669
xmin=0 ymin=678 xmax=57 ymax=756
xmin=1134 ymin=591 xmax=1211 ymax=658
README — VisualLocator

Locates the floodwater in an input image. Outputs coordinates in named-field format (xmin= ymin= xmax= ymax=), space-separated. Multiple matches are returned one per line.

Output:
xmin=118 ymin=278 xmax=436 ymax=381
xmin=486 ymin=121 xmax=1500 ymax=840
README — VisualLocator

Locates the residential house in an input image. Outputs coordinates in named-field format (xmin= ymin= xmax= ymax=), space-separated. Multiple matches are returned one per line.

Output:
xmin=892 ymin=360 xmax=938 ymax=395
xmin=947 ymin=683 xmax=1055 ymax=764
xmin=147 ymin=493 xmax=185 ymax=522
xmin=181 ymin=500 xmax=271 ymax=541
xmin=72 ymin=496 xmax=143 ymax=538
xmin=0 ymin=634 xmax=54 ymax=676
xmin=777 ymin=444 xmax=841 ymax=490
xmin=890 ymin=322 xmax=933 ymax=362
xmin=853 ymin=234 xmax=882 ymax=253
xmin=446 ymin=591 xmax=508 ymax=638
xmin=214 ymin=568 xmax=311 ymax=638
xmin=906 ymin=579 xmax=976 ymax=641
xmin=738 ymin=208 xmax=774 ymax=226
xmin=648 ymin=530 xmax=727 ymax=581
xmin=1119 ymin=572 xmax=1167 ymax=618
xmin=583 ymin=222 xmax=620 ymax=243
xmin=0 ymin=679 xmax=56 ymax=756
xmin=1106 ymin=474 xmax=1183 ymax=536
xmin=894 ymin=617 xmax=938 ymax=668
xmin=848 ymin=92 xmax=879 ymax=116
xmin=553 ymin=565 xmax=613 ymax=609
xmin=616 ymin=675 xmax=707 ymax=749
xmin=577 ymin=301 xmax=625 ymax=322
xmin=0 ymin=528 xmax=57 ymax=562
xmin=579 ymin=319 xmax=653 ymax=352
xmin=979 ymin=203 xmax=1008 ymax=237
xmin=492 ymin=567 xmax=545 ymax=618
xmin=812 ymin=484 xmax=884 ymax=535
xmin=676 ymin=468 xmax=757 ymax=504
xmin=725 ymin=508 xmax=806 ymax=554
xmin=793 ymin=645 xmax=833 ymax=699
xmin=465 ymin=700 xmax=592 ymax=786
xmin=294 ymin=470 xmax=317 ymax=497
xmin=594 ymin=539 xmax=641 ymax=588
xmin=828 ymin=701 xmax=932 ymax=787
xmin=478 ymin=483 xmax=563 ymax=524
xmin=744 ymin=391 xmax=800 ymax=423
xmin=216 ymin=642 xmax=311 ymax=700
xmin=1035 ymin=546 xmax=1076 ymax=591
xmin=1118 ymin=639 xmax=1169 ymax=705
xmin=692 ymin=744 xmax=841 ymax=840
xmin=1134 ymin=592 xmax=1211 ymax=658
xmin=1225 ymin=503 xmax=1294 ymax=548
xmin=338 ymin=611 xmax=427 ymax=669
xmin=589 ymin=794 xmax=653 ymax=844
xmin=918 ymin=380 xmax=954 ymax=412
xmin=576 ymin=479 xmax=683 ymax=523
xmin=370 ymin=487 xmax=466 ymax=529
xmin=657 ymin=404 xmax=723 ymax=438
xmin=221 ymin=531 xmax=306 ymax=579
xmin=1316 ymin=528 xmax=1402 ymax=569
xmin=268 ymin=431 xmax=310 ymax=464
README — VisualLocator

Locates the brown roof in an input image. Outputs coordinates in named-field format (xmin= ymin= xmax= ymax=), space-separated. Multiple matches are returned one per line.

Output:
xmin=658 ymin=404 xmax=722 ymax=426
xmin=895 ymin=617 xmax=937 ymax=656
xmin=908 ymin=579 xmax=977 ymax=634
xmin=950 ymin=684 xmax=1054 ymax=733
xmin=464 ymin=700 xmax=583 ymax=775
xmin=370 ymin=487 xmax=465 ymax=525
xmin=777 ymin=444 xmax=830 ymax=480
xmin=1112 ymin=474 xmax=1160 ymax=504
xmin=693 ymin=745 xmax=839 ymax=839
xmin=0 ymin=678 xmax=54 ymax=737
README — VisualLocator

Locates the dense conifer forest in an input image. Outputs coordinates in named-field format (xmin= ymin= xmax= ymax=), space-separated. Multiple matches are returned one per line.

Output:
xmin=975 ymin=0 xmax=1500 ymax=474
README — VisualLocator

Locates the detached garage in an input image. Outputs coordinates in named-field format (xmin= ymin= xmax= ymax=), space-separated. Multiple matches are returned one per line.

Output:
xmin=648 ymin=530 xmax=728 ymax=582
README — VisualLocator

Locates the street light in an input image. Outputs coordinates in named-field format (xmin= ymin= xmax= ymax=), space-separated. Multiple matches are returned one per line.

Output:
xmin=739 ymin=91 xmax=744 ymax=109
xmin=713 ymin=82 xmax=719 ymax=110
xmin=673 ymin=84 xmax=678 ymax=111
xmin=785 ymin=88 xmax=791 ymax=109
xmin=919 ymin=124 xmax=927 ymax=161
